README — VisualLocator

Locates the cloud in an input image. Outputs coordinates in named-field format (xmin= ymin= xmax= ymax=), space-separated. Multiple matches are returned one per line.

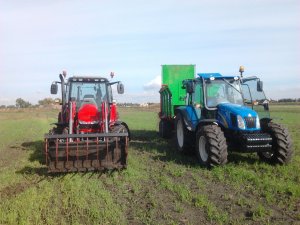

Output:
xmin=0 ymin=97 xmax=15 ymax=106
xmin=266 ymin=84 xmax=300 ymax=100
xmin=143 ymin=76 xmax=161 ymax=91
xmin=115 ymin=91 xmax=159 ymax=104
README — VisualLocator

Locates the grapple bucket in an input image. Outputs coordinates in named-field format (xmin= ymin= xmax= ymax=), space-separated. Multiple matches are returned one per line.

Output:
xmin=44 ymin=133 xmax=128 ymax=173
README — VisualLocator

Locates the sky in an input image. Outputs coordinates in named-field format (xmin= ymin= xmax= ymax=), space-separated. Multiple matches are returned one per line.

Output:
xmin=0 ymin=0 xmax=299 ymax=105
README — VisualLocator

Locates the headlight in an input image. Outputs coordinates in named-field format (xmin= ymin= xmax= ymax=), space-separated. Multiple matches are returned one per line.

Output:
xmin=256 ymin=116 xmax=260 ymax=129
xmin=79 ymin=120 xmax=99 ymax=124
xmin=237 ymin=115 xmax=246 ymax=130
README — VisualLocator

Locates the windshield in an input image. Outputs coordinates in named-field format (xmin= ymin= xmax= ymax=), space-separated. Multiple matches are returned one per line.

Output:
xmin=68 ymin=81 xmax=108 ymax=106
xmin=205 ymin=78 xmax=243 ymax=108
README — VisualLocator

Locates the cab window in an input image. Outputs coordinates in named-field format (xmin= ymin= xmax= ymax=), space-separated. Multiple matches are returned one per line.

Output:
xmin=192 ymin=82 xmax=203 ymax=106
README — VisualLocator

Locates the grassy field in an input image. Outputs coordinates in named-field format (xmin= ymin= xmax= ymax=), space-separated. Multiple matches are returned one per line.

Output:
xmin=0 ymin=105 xmax=299 ymax=224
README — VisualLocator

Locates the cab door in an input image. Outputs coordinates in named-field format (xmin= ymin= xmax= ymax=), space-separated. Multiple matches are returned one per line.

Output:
xmin=191 ymin=81 xmax=204 ymax=120
xmin=241 ymin=77 xmax=270 ymax=119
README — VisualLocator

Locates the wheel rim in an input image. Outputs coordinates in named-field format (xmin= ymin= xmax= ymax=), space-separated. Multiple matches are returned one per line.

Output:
xmin=198 ymin=136 xmax=208 ymax=162
xmin=177 ymin=119 xmax=184 ymax=148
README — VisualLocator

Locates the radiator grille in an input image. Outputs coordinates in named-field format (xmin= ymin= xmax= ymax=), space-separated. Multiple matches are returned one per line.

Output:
xmin=244 ymin=117 xmax=256 ymax=128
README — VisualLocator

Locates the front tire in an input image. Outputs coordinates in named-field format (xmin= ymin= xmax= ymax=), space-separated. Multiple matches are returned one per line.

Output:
xmin=258 ymin=121 xmax=293 ymax=164
xmin=196 ymin=125 xmax=228 ymax=168
xmin=111 ymin=124 xmax=130 ymax=166
xmin=175 ymin=113 xmax=193 ymax=153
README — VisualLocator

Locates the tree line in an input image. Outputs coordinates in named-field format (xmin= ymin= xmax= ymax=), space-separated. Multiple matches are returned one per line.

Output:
xmin=276 ymin=98 xmax=300 ymax=103
xmin=0 ymin=98 xmax=59 ymax=109
xmin=0 ymin=97 xmax=299 ymax=109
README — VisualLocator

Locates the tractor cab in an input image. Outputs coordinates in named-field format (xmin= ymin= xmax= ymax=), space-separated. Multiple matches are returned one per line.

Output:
xmin=66 ymin=77 xmax=112 ymax=134
xmin=184 ymin=73 xmax=261 ymax=131
xmin=67 ymin=77 xmax=111 ymax=111
xmin=198 ymin=73 xmax=244 ymax=108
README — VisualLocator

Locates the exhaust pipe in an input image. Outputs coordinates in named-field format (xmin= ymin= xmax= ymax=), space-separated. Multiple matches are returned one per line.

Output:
xmin=59 ymin=73 xmax=66 ymax=106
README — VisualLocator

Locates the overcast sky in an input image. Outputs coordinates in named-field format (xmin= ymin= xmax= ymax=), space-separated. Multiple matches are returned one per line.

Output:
xmin=0 ymin=0 xmax=299 ymax=105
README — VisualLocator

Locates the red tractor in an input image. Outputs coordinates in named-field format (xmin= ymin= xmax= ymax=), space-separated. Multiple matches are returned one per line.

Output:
xmin=44 ymin=71 xmax=130 ymax=172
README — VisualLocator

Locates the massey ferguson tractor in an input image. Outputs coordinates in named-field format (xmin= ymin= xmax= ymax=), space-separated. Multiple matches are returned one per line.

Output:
xmin=44 ymin=71 xmax=130 ymax=172
xmin=159 ymin=65 xmax=293 ymax=168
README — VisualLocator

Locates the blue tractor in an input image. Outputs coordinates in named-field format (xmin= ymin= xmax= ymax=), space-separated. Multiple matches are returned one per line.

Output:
xmin=159 ymin=65 xmax=293 ymax=167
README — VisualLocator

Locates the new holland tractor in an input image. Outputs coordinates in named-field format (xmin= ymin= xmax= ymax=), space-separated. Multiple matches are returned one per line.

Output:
xmin=159 ymin=65 xmax=293 ymax=168
xmin=44 ymin=71 xmax=130 ymax=172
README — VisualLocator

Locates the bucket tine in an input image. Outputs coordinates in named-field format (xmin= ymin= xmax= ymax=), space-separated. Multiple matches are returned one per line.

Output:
xmin=45 ymin=138 xmax=47 ymax=164
xmin=66 ymin=137 xmax=69 ymax=162
xmin=55 ymin=138 xmax=58 ymax=164
xmin=86 ymin=137 xmax=89 ymax=160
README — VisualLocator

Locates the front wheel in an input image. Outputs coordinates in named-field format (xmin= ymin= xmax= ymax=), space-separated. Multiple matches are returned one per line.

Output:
xmin=258 ymin=121 xmax=293 ymax=164
xmin=175 ymin=113 xmax=193 ymax=153
xmin=196 ymin=125 xmax=228 ymax=168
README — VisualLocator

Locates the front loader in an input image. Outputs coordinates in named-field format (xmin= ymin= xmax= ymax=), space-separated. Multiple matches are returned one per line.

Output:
xmin=44 ymin=71 xmax=130 ymax=173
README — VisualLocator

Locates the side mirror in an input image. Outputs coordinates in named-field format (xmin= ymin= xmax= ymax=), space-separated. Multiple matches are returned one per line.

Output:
xmin=263 ymin=102 xmax=269 ymax=110
xmin=51 ymin=83 xmax=58 ymax=94
xmin=263 ymin=100 xmax=269 ymax=110
xmin=117 ymin=83 xmax=124 ymax=94
xmin=257 ymin=81 xmax=263 ymax=92
xmin=186 ymin=82 xmax=194 ymax=94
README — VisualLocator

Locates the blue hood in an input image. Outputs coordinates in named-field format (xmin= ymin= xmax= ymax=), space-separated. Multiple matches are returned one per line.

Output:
xmin=217 ymin=103 xmax=258 ymax=118
xmin=217 ymin=103 xmax=259 ymax=131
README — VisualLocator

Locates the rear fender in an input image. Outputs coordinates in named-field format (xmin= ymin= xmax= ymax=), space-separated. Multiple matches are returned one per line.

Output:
xmin=195 ymin=119 xmax=219 ymax=133
xmin=175 ymin=106 xmax=200 ymax=132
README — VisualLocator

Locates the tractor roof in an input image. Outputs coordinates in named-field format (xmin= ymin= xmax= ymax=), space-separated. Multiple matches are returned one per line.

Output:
xmin=68 ymin=76 xmax=109 ymax=82
xmin=197 ymin=73 xmax=239 ymax=80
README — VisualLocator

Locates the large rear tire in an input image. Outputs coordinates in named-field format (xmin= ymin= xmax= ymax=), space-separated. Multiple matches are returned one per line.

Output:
xmin=196 ymin=125 xmax=228 ymax=168
xmin=175 ymin=113 xmax=193 ymax=154
xmin=258 ymin=121 xmax=293 ymax=164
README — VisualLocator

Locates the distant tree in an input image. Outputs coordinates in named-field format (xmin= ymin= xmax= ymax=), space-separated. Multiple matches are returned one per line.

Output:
xmin=16 ymin=98 xmax=32 ymax=108
xmin=0 ymin=105 xmax=6 ymax=109
xmin=7 ymin=105 xmax=16 ymax=109
xmin=38 ymin=98 xmax=55 ymax=106
xmin=278 ymin=98 xmax=296 ymax=103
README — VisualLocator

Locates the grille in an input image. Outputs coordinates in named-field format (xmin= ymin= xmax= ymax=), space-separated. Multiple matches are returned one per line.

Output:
xmin=79 ymin=124 xmax=99 ymax=129
xmin=244 ymin=117 xmax=256 ymax=128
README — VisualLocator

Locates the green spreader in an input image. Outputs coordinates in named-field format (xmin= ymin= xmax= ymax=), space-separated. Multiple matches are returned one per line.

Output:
xmin=160 ymin=65 xmax=195 ymax=118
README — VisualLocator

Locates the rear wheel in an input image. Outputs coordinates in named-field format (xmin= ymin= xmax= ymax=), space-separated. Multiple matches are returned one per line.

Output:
xmin=159 ymin=119 xmax=172 ymax=139
xmin=196 ymin=125 xmax=228 ymax=168
xmin=258 ymin=121 xmax=293 ymax=164
xmin=175 ymin=113 xmax=193 ymax=153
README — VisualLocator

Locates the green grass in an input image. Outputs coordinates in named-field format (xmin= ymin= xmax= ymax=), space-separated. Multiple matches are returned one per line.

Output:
xmin=0 ymin=106 xmax=299 ymax=224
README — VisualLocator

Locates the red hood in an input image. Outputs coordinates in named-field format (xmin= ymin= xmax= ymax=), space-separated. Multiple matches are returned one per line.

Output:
xmin=78 ymin=104 xmax=100 ymax=123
